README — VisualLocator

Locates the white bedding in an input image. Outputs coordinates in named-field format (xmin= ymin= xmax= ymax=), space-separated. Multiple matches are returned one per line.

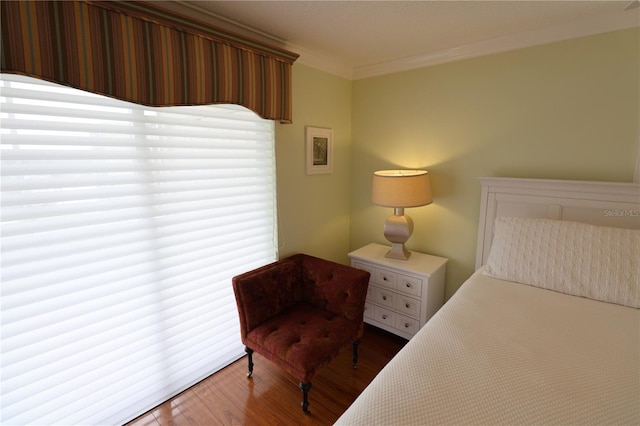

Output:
xmin=335 ymin=269 xmax=640 ymax=425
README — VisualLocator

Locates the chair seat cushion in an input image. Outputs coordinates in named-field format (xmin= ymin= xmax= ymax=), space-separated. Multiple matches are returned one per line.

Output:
xmin=244 ymin=303 xmax=360 ymax=383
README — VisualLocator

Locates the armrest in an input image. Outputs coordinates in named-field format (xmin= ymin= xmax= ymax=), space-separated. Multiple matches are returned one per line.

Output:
xmin=232 ymin=256 xmax=303 ymax=340
xmin=300 ymin=255 xmax=370 ymax=323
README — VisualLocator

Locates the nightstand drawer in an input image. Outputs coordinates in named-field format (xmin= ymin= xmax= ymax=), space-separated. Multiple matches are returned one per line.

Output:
xmin=364 ymin=302 xmax=375 ymax=319
xmin=396 ymin=294 xmax=420 ymax=318
xmin=374 ymin=268 xmax=397 ymax=289
xmin=372 ymin=287 xmax=395 ymax=309
xmin=397 ymin=274 xmax=422 ymax=297
xmin=395 ymin=314 xmax=420 ymax=335
xmin=365 ymin=286 xmax=375 ymax=301
xmin=373 ymin=306 xmax=395 ymax=327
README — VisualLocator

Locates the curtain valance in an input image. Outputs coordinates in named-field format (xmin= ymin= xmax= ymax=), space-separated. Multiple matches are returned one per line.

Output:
xmin=1 ymin=0 xmax=299 ymax=123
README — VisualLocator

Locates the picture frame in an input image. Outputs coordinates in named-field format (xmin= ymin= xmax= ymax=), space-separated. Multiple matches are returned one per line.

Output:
xmin=305 ymin=126 xmax=333 ymax=175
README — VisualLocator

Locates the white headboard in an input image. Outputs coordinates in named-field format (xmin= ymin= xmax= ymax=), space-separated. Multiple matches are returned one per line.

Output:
xmin=476 ymin=177 xmax=640 ymax=269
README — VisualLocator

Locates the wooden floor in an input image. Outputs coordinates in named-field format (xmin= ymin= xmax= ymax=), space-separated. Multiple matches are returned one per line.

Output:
xmin=126 ymin=325 xmax=407 ymax=426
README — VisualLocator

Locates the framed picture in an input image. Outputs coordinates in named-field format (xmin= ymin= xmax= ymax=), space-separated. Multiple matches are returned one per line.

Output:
xmin=305 ymin=126 xmax=333 ymax=175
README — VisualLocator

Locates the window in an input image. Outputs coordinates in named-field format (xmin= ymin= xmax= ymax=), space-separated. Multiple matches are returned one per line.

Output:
xmin=0 ymin=74 xmax=277 ymax=425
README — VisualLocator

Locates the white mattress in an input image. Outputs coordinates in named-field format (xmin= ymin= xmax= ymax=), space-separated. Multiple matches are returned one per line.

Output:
xmin=335 ymin=269 xmax=640 ymax=425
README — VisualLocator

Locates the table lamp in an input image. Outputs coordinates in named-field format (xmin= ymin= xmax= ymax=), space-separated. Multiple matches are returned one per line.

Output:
xmin=372 ymin=170 xmax=432 ymax=260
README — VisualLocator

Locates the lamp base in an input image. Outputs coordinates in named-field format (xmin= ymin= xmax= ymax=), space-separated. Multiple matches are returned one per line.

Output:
xmin=382 ymin=209 xmax=413 ymax=261
xmin=385 ymin=243 xmax=411 ymax=260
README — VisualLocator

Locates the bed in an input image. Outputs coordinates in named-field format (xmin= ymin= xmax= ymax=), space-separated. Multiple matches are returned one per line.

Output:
xmin=336 ymin=177 xmax=639 ymax=425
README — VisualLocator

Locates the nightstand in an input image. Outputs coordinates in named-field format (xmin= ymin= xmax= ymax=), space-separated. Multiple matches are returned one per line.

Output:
xmin=348 ymin=243 xmax=448 ymax=340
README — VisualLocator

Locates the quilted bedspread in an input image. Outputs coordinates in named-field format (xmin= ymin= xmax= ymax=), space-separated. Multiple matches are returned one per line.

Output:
xmin=335 ymin=269 xmax=640 ymax=425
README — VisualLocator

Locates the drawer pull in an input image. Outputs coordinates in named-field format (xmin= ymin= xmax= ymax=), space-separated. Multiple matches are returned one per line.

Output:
xmin=404 ymin=323 xmax=410 ymax=328
xmin=405 ymin=282 xmax=411 ymax=288
xmin=383 ymin=276 xmax=389 ymax=281
xmin=405 ymin=303 xmax=410 ymax=308
xmin=382 ymin=314 xmax=388 ymax=320
xmin=382 ymin=296 xmax=387 ymax=301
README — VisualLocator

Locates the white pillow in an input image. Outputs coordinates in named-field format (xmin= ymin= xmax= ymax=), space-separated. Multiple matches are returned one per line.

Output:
xmin=484 ymin=217 xmax=640 ymax=308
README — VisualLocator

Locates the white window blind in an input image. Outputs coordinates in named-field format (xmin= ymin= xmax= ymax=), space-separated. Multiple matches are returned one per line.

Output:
xmin=0 ymin=74 xmax=278 ymax=425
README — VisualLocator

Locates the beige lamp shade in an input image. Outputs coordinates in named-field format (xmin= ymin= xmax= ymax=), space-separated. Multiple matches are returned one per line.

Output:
xmin=372 ymin=170 xmax=432 ymax=208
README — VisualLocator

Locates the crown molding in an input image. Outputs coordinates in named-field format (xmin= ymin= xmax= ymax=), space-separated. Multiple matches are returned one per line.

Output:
xmin=155 ymin=1 xmax=288 ymax=47
xmin=154 ymin=2 xmax=638 ymax=81
xmin=158 ymin=1 xmax=354 ymax=78
xmin=352 ymin=10 xmax=640 ymax=80
xmin=286 ymin=44 xmax=354 ymax=79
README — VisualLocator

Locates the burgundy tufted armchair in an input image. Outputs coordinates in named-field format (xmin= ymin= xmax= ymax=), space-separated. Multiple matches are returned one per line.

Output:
xmin=232 ymin=253 xmax=370 ymax=414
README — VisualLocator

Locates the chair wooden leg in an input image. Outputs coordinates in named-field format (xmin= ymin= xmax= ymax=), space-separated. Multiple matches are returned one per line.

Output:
xmin=352 ymin=339 xmax=360 ymax=368
xmin=245 ymin=347 xmax=254 ymax=378
xmin=299 ymin=381 xmax=312 ymax=414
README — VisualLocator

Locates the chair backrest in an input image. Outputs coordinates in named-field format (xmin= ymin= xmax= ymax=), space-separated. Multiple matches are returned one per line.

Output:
xmin=232 ymin=253 xmax=370 ymax=339
xmin=232 ymin=255 xmax=304 ymax=338
xmin=300 ymin=255 xmax=370 ymax=323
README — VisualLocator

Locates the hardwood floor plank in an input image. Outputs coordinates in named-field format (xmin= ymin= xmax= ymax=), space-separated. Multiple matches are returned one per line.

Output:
xmin=150 ymin=403 xmax=192 ymax=426
xmin=168 ymin=389 xmax=226 ymax=426
xmin=126 ymin=414 xmax=160 ymax=426
xmin=126 ymin=325 xmax=406 ymax=426
xmin=190 ymin=380 xmax=247 ymax=425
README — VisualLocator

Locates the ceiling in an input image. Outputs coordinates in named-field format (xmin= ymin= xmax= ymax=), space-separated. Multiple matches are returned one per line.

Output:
xmin=164 ymin=1 xmax=640 ymax=79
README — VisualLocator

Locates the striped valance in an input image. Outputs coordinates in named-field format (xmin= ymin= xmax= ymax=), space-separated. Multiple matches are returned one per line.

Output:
xmin=0 ymin=0 xmax=299 ymax=123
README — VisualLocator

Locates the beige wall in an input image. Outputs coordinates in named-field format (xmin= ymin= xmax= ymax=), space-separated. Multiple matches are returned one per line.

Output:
xmin=274 ymin=29 xmax=639 ymax=299
xmin=350 ymin=28 xmax=639 ymax=299
xmin=275 ymin=64 xmax=353 ymax=264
